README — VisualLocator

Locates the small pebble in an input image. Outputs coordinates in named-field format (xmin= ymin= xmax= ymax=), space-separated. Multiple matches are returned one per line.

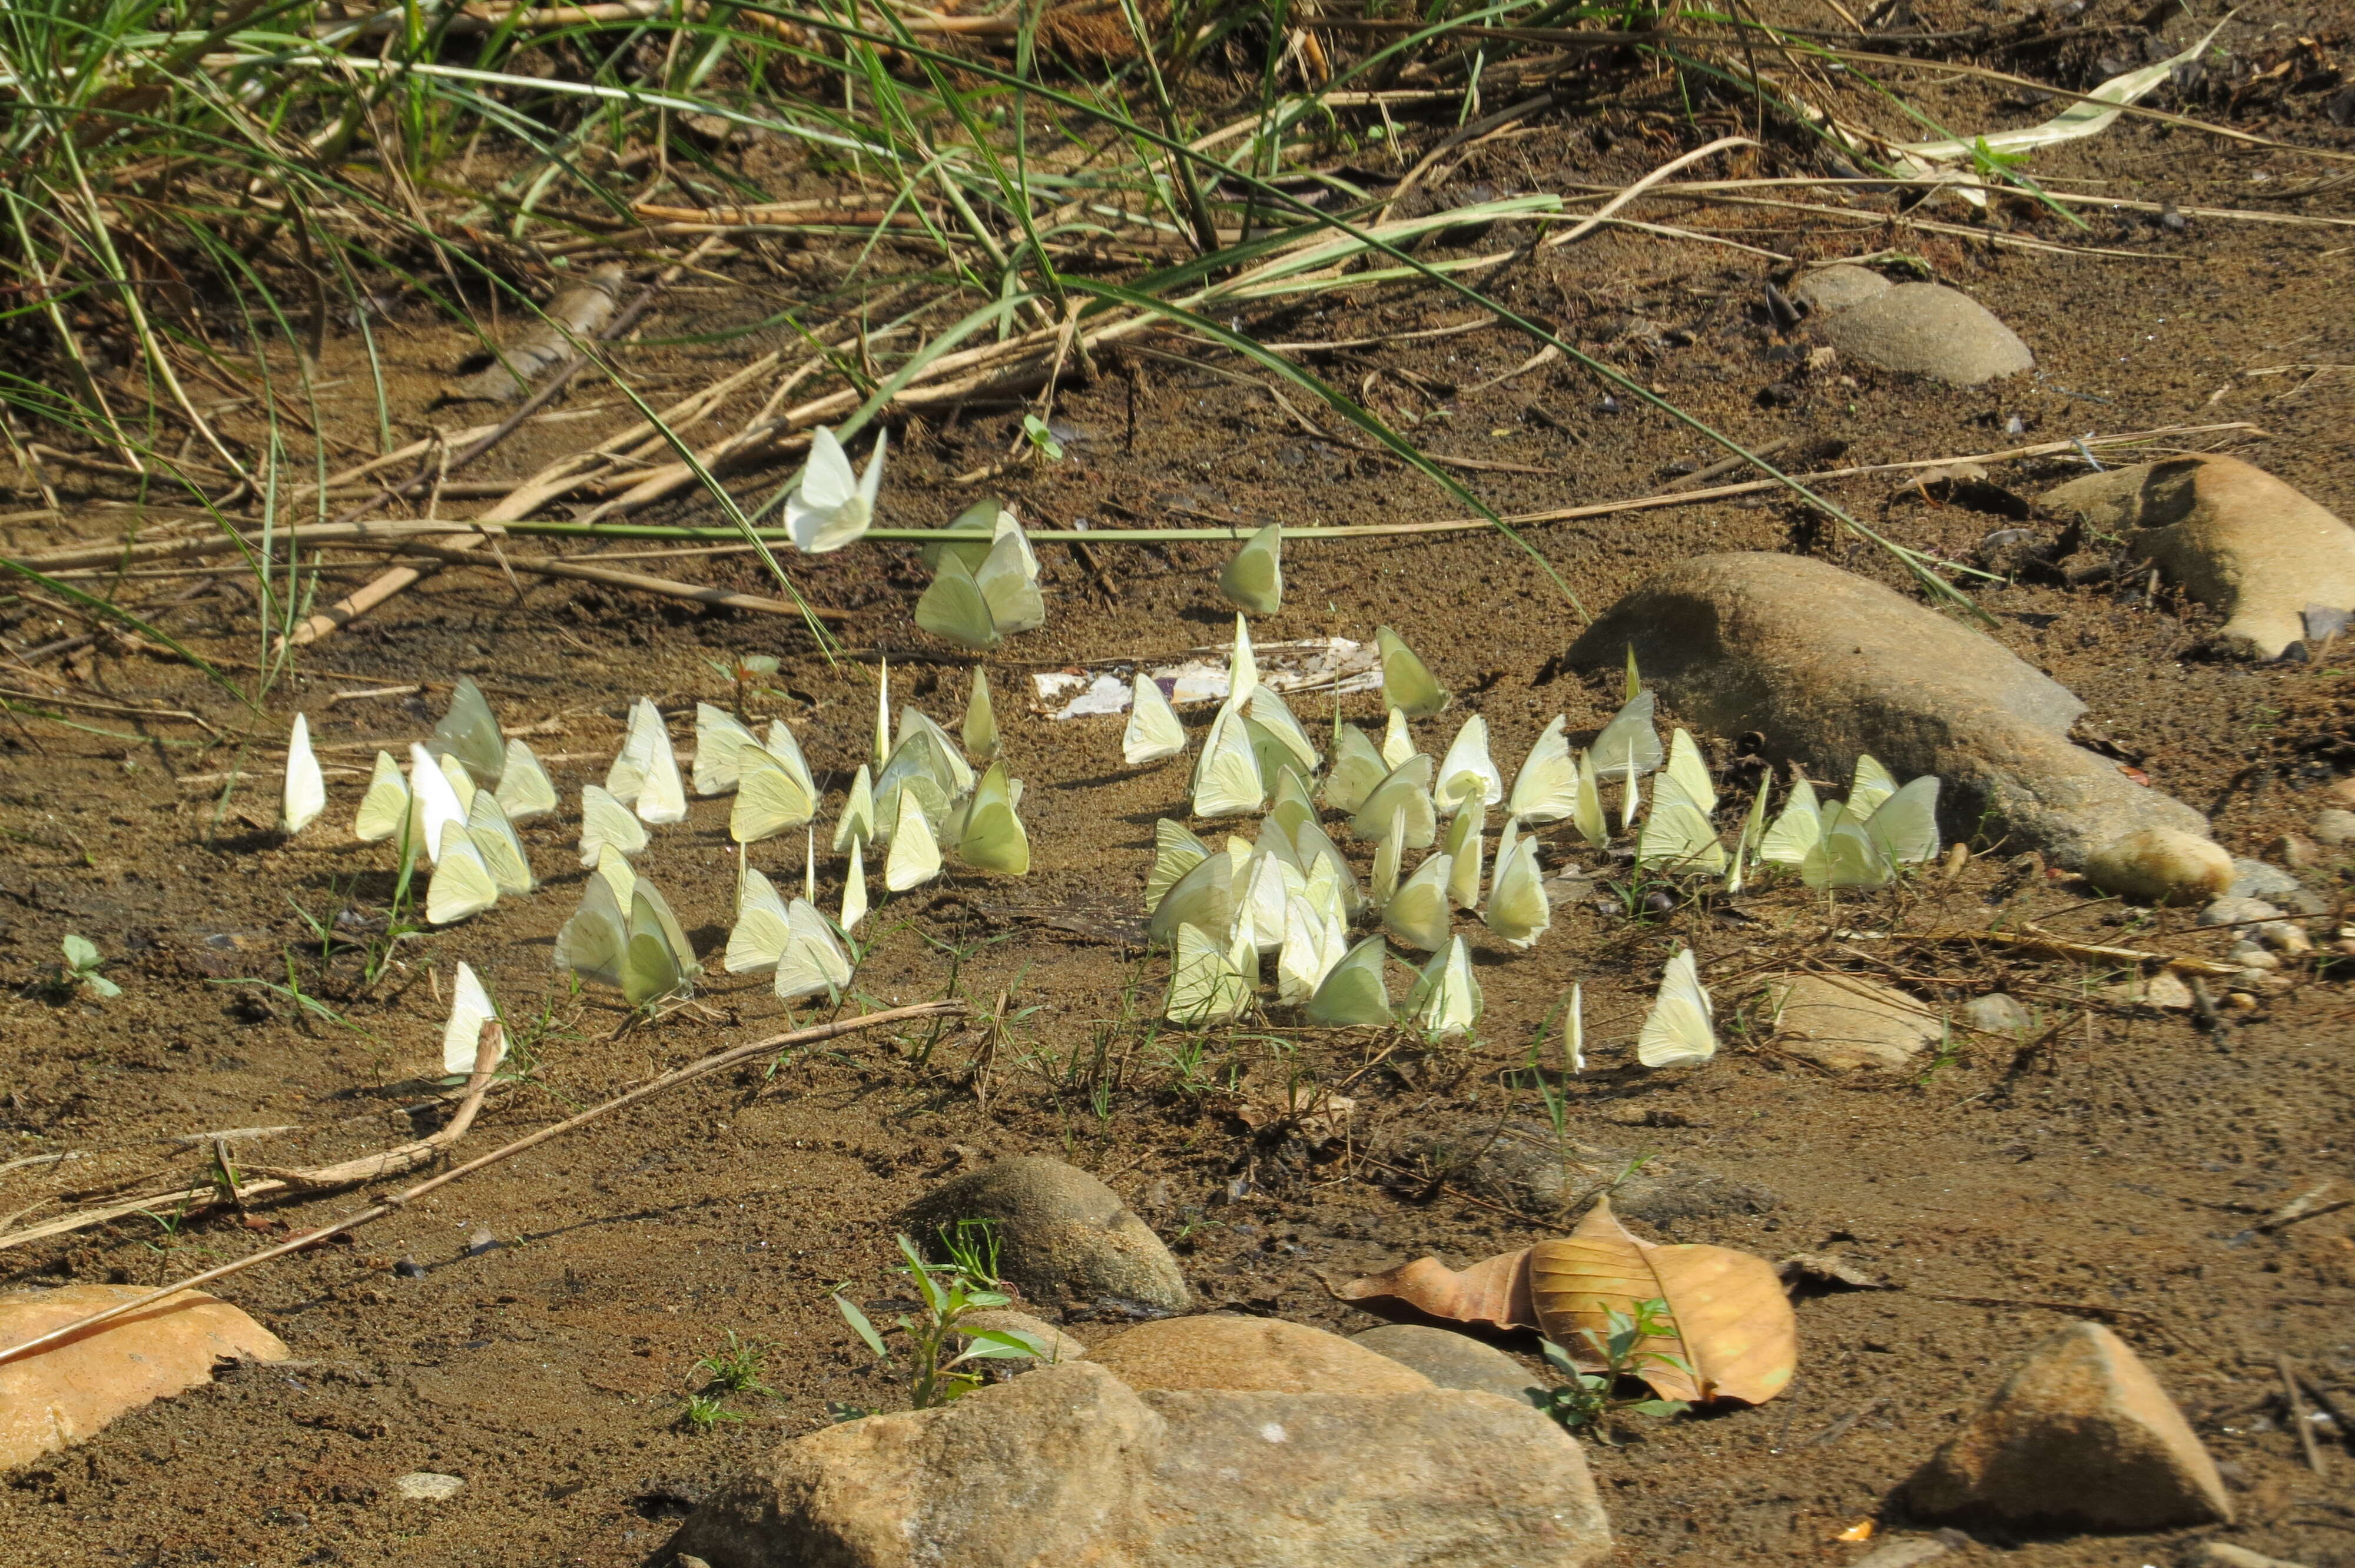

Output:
xmin=2224 ymin=992 xmax=2259 ymax=1012
xmin=2270 ymin=833 xmax=2318 ymax=869
xmin=2200 ymin=896 xmax=2283 ymax=929
xmin=394 ymin=1257 xmax=427 ymax=1280
xmin=2262 ymin=922 xmax=2313 ymax=957
xmin=394 ymin=1473 xmax=465 ymax=1501
xmin=2312 ymin=808 xmax=2355 ymax=846
xmin=2227 ymin=941 xmax=2278 ymax=972
xmin=465 ymin=1227 xmax=499 ymax=1257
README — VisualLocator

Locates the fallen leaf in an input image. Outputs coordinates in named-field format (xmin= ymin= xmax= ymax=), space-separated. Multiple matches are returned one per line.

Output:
xmin=1334 ymin=1248 xmax=1537 ymax=1332
xmin=1836 ymin=1520 xmax=1876 ymax=1543
xmin=1231 ymin=1068 xmax=1355 ymax=1141
xmin=1528 ymin=1195 xmax=1797 ymax=1406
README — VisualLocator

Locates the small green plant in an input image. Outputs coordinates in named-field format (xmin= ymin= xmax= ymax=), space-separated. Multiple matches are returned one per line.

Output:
xmin=706 ymin=652 xmax=782 ymax=715
xmin=1966 ymin=135 xmax=2031 ymax=182
xmin=694 ymin=1331 xmax=773 ymax=1397
xmin=1528 ymin=1298 xmax=1693 ymax=1438
xmin=1915 ymin=1021 xmax=1964 ymax=1085
xmin=1020 ymin=413 xmax=1066 ymax=463
xmin=678 ymin=1392 xmax=744 ymax=1433
xmin=831 ymin=1234 xmax=1045 ymax=1410
xmin=58 ymin=935 xmax=120 ymax=998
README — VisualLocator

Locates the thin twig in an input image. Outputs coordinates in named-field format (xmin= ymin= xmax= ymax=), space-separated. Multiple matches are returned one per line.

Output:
xmin=0 ymin=1002 xmax=957 ymax=1367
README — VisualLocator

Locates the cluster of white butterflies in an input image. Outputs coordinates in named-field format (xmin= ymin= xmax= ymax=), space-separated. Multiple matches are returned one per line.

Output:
xmin=1125 ymin=625 xmax=1946 ymax=1067
xmin=914 ymin=499 xmax=1046 ymax=651
xmin=280 ymin=676 xmax=562 ymax=928
xmin=277 ymin=662 xmax=1032 ymax=1031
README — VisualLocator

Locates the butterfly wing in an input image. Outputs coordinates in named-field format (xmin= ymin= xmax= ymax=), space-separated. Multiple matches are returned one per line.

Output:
xmin=1483 ymin=834 xmax=1551 ymax=949
xmin=1435 ymin=714 xmax=1504 ymax=813
xmin=634 ymin=713 xmax=688 ymax=825
xmin=407 ymin=743 xmax=469 ymax=868
xmin=693 ymin=703 xmax=757 ymax=796
xmin=1245 ymin=685 xmax=1320 ymax=773
xmin=1165 ymin=921 xmax=1251 ymax=1025
xmin=724 ymin=865 xmax=793 ymax=974
xmin=1146 ymin=818 xmax=1212 ymax=912
xmin=1306 ymin=935 xmax=1392 ymax=1026
xmin=732 ymin=746 xmax=817 ymax=845
xmin=974 ymin=526 xmax=1046 ymax=634
xmin=1382 ymin=853 xmax=1455 ymax=952
xmin=1321 ymin=725 xmax=1388 ymax=814
xmin=1375 ymin=626 xmax=1449 ymax=717
xmin=1123 ymin=675 xmax=1187 ymax=765
xmin=1147 ymin=849 xmax=1235 ymax=946
xmin=554 ymin=872 xmax=629 ymax=989
xmin=466 ymin=792 xmax=535 ymax=895
xmin=354 ymin=750 xmax=410 ymax=842
xmin=1590 ymin=691 xmax=1664 ymax=782
xmin=917 ymin=554 xmax=1002 ymax=650
xmin=1189 ymin=703 xmax=1265 ymax=820
xmin=1847 ymin=753 xmax=1899 ymax=819
xmin=775 ymin=899 xmax=853 ymax=1001
xmin=832 ymin=765 xmax=877 ymax=853
xmin=1662 ymin=728 xmax=1717 ymax=815
xmin=1865 ymin=775 xmax=1942 ymax=865
xmin=494 ymin=739 xmax=558 ymax=822
xmin=884 ymin=788 xmax=943 ymax=891
xmin=1227 ymin=616 xmax=1258 ymax=702
xmin=440 ymin=961 xmax=504 ymax=1077
xmin=1759 ymin=777 xmax=1822 ymax=864
xmin=1637 ymin=949 xmax=1717 ymax=1068
xmin=282 ymin=713 xmax=326 ymax=834
xmin=1637 ymin=798 xmax=1727 ymax=875
xmin=1507 ymin=716 xmax=1575 ymax=823
xmin=954 ymin=760 xmax=1030 ymax=875
xmin=1219 ymin=523 xmax=1283 ymax=616
xmin=841 ymin=839 xmax=870 ymax=931
xmin=1350 ymin=754 xmax=1437 ymax=849
xmin=1411 ymin=937 xmax=1482 ymax=1038
xmin=426 ymin=826 xmax=500 ymax=925
xmin=579 ymin=784 xmax=648 ymax=867
xmin=430 ymin=676 xmax=506 ymax=788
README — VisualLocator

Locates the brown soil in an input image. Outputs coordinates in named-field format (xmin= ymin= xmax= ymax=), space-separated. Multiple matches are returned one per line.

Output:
xmin=4 ymin=8 xmax=2354 ymax=1567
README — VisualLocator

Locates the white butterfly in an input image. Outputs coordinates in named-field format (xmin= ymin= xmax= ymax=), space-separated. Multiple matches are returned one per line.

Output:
xmin=1410 ymin=936 xmax=1481 ymax=1038
xmin=1591 ymin=691 xmax=1664 ymax=783
xmin=626 ymin=701 xmax=687 ymax=825
xmin=775 ymin=899 xmax=854 ymax=1002
xmin=430 ymin=676 xmax=506 ymax=789
xmin=426 ymin=824 xmax=500 ymax=925
xmin=694 ymin=703 xmax=760 ymax=796
xmin=725 ymin=865 xmax=794 ymax=974
xmin=578 ymin=783 xmax=648 ymax=868
xmin=1351 ymin=753 xmax=1436 ymax=849
xmin=1484 ymin=817 xmax=1550 ymax=950
xmin=1146 ymin=818 xmax=1211 ymax=912
xmin=1637 ymin=948 xmax=1716 ymax=1068
xmin=440 ymin=961 xmax=505 ymax=1077
xmin=1228 ymin=615 xmax=1258 ymax=702
xmin=354 ymin=750 xmax=410 ymax=843
xmin=884 ymin=787 xmax=943 ymax=891
xmin=495 ymin=739 xmax=558 ymax=823
xmin=407 ymin=743 xmax=469 ymax=868
xmin=1165 ymin=919 xmax=1255 ymax=1025
xmin=1276 ymin=893 xmax=1348 ymax=1006
xmin=1760 ymin=775 xmax=1823 ymax=865
xmin=833 ymin=765 xmax=877 ymax=854
xmin=1247 ymin=685 xmax=1320 ymax=775
xmin=787 ymin=426 xmax=887 ymax=554
xmin=1190 ymin=702 xmax=1265 ymax=820
xmin=842 ymin=839 xmax=869 ymax=932
xmin=436 ymin=751 xmax=479 ymax=815
xmin=1434 ymin=714 xmax=1503 ymax=813
xmin=1376 ymin=627 xmax=1449 ymax=717
xmin=1147 ymin=848 xmax=1236 ymax=948
xmin=466 ymin=792 xmax=535 ymax=895
xmin=732 ymin=743 xmax=817 ymax=845
xmin=1381 ymin=706 xmax=1415 ymax=770
xmin=1442 ymin=800 xmax=1485 ymax=911
xmin=1382 ymin=852 xmax=1454 ymax=953
xmin=1322 ymin=724 xmax=1389 ymax=815
xmin=1507 ymin=716 xmax=1575 ymax=825
xmin=281 ymin=713 xmax=325 ymax=835
xmin=1303 ymin=935 xmax=1391 ymax=1026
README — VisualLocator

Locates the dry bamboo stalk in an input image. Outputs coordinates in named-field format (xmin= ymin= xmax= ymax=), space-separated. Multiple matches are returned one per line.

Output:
xmin=0 ymin=1003 xmax=957 ymax=1366
xmin=333 ymin=535 xmax=848 ymax=622
xmin=1913 ymin=924 xmax=2244 ymax=979
xmin=286 ymin=241 xmax=724 ymax=646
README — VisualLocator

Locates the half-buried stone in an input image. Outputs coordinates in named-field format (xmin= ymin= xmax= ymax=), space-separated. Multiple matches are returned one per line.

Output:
xmin=1565 ymin=553 xmax=2220 ymax=894
xmin=2041 ymin=454 xmax=2355 ymax=659
xmin=1787 ymin=264 xmax=2033 ymax=386
xmin=900 ymin=1156 xmax=1189 ymax=1315
xmin=1351 ymin=1324 xmax=1545 ymax=1403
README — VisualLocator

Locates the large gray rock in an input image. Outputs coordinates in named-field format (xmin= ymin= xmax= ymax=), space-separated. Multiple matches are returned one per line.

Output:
xmin=1904 ymin=1321 xmax=2231 ymax=1532
xmin=2043 ymin=455 xmax=2355 ymax=659
xmin=666 ymin=1361 xmax=1613 ymax=1568
xmin=1810 ymin=282 xmax=2033 ymax=385
xmin=1760 ymin=973 xmax=1942 ymax=1070
xmin=1565 ymin=553 xmax=2214 ymax=871
xmin=1351 ymin=1324 xmax=1544 ymax=1403
xmin=901 ymin=1157 xmax=1189 ymax=1313
xmin=1092 ymin=1314 xmax=1432 ymax=1395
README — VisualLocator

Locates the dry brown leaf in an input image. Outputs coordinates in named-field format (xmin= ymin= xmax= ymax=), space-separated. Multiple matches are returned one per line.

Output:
xmin=1528 ymin=1195 xmax=1796 ymax=1406
xmin=1334 ymin=1248 xmax=1537 ymax=1333
xmin=1232 ymin=1068 xmax=1354 ymax=1141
